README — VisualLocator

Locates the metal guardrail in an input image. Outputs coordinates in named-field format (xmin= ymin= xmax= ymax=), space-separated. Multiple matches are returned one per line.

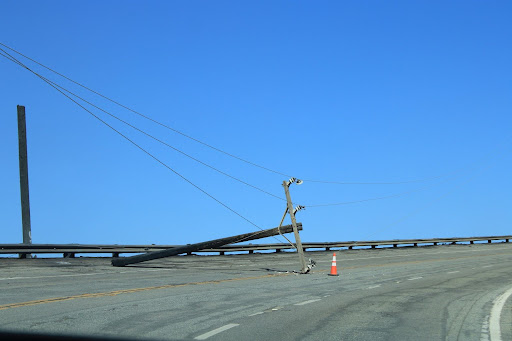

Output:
xmin=1 ymin=235 xmax=510 ymax=258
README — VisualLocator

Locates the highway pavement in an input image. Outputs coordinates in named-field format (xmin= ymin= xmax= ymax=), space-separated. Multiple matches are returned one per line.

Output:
xmin=1 ymin=243 xmax=512 ymax=340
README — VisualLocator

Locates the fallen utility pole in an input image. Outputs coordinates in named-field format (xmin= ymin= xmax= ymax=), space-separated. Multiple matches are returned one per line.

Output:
xmin=111 ymin=223 xmax=302 ymax=267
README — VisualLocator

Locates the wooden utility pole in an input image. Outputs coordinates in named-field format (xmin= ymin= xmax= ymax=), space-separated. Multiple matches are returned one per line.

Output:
xmin=17 ymin=105 xmax=32 ymax=255
xmin=282 ymin=180 xmax=308 ymax=273
xmin=112 ymin=223 xmax=302 ymax=267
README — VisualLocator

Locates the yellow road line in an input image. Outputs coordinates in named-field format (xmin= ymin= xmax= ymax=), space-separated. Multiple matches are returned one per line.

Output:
xmin=0 ymin=273 xmax=287 ymax=311
xmin=2 ymin=252 xmax=506 ymax=311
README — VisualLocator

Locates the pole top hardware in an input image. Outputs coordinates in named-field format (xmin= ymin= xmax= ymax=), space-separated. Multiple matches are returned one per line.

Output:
xmin=286 ymin=177 xmax=303 ymax=187
xmin=293 ymin=205 xmax=306 ymax=215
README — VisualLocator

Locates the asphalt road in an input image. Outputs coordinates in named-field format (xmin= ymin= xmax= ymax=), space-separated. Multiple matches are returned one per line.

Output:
xmin=1 ymin=243 xmax=512 ymax=340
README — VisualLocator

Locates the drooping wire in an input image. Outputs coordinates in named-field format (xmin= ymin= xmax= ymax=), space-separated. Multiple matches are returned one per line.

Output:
xmin=343 ymin=161 xmax=499 ymax=247
xmin=1 ymin=49 xmax=483 ymax=221
xmin=8 ymin=46 xmax=496 ymax=255
xmin=0 ymin=48 xmax=284 ymax=202
xmin=0 ymin=48 xmax=289 ymax=244
xmin=0 ymin=42 xmax=291 ymax=178
xmin=2 ymin=47 xmax=466 ymax=213
xmin=1 ymin=48 xmax=309 ymax=250
xmin=302 ymin=151 xmax=499 ymax=207
xmin=0 ymin=42 xmax=464 ymax=186
xmin=301 ymin=174 xmax=454 ymax=185
xmin=305 ymin=184 xmax=441 ymax=207
xmin=33 ymin=81 xmax=285 ymax=200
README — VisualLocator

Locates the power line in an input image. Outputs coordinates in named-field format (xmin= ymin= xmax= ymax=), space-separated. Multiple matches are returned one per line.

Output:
xmin=0 ymin=47 xmax=284 ymax=202
xmin=0 ymin=48 xmax=474 ymax=212
xmin=305 ymin=187 xmax=431 ymax=207
xmin=301 ymin=174 xmax=454 ymax=185
xmin=0 ymin=48 xmax=479 ymax=213
xmin=0 ymin=42 xmax=464 ymax=186
xmin=304 ymin=155 xmax=498 ymax=207
xmin=33 ymin=77 xmax=286 ymax=201
xmin=0 ymin=42 xmax=291 ymax=177
xmin=4 ymin=46 xmax=505 ymax=249
xmin=344 ymin=161 xmax=499 ymax=246
xmin=0 ymin=48 xmax=287 ymax=244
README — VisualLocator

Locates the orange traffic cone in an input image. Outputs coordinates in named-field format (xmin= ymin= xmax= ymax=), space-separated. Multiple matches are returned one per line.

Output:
xmin=328 ymin=252 xmax=339 ymax=276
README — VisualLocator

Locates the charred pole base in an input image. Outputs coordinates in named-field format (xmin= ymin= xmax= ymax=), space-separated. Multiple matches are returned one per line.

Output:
xmin=111 ymin=223 xmax=302 ymax=267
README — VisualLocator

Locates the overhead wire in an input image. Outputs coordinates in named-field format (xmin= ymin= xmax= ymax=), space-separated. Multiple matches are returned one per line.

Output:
xmin=2 ymin=46 xmax=299 ymax=249
xmin=302 ymin=147 xmax=501 ymax=208
xmin=301 ymin=174 xmax=456 ymax=185
xmin=33 ymin=78 xmax=286 ymax=201
xmin=0 ymin=42 xmax=465 ymax=186
xmin=0 ymin=47 xmax=284 ymax=202
xmin=0 ymin=42 xmax=291 ymax=178
xmin=0 ymin=47 xmax=472 ymax=218
xmin=0 ymin=48 xmax=289 ymax=244
xmin=4 ymin=45 xmax=500 ymax=254
xmin=304 ymin=182 xmax=448 ymax=208
xmin=1 ymin=47 xmax=488 ymax=217
xmin=0 ymin=47 xmax=307 ymax=250
xmin=343 ymin=160 xmax=500 ymax=248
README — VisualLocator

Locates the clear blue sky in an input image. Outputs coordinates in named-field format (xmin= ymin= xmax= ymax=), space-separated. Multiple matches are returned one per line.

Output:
xmin=1 ymin=1 xmax=511 ymax=246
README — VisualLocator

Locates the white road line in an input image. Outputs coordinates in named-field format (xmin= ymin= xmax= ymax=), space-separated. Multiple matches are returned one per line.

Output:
xmin=447 ymin=271 xmax=460 ymax=274
xmin=489 ymin=286 xmax=512 ymax=341
xmin=316 ymin=246 xmax=512 ymax=263
xmin=481 ymin=314 xmax=490 ymax=341
xmin=294 ymin=299 xmax=321 ymax=306
xmin=194 ymin=324 xmax=239 ymax=340
xmin=248 ymin=312 xmax=264 ymax=317
xmin=0 ymin=268 xmax=176 ymax=281
xmin=408 ymin=277 xmax=423 ymax=281
xmin=367 ymin=284 xmax=381 ymax=289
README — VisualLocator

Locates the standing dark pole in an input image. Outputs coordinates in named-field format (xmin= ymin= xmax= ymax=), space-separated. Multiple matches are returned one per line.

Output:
xmin=17 ymin=105 xmax=32 ymax=256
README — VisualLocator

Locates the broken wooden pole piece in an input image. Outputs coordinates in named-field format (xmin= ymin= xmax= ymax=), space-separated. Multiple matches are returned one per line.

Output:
xmin=111 ymin=223 xmax=302 ymax=267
